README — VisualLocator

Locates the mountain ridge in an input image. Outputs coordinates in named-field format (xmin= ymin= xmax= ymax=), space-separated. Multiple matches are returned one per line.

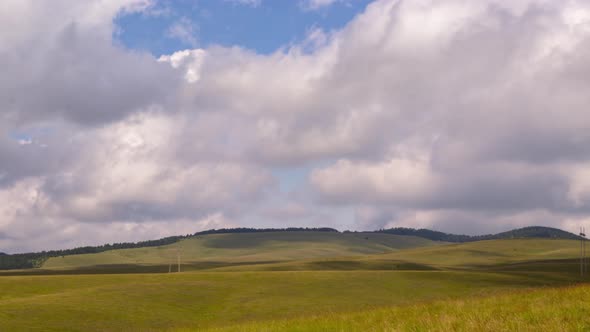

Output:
xmin=0 ymin=225 xmax=580 ymax=270
xmin=375 ymin=226 xmax=580 ymax=242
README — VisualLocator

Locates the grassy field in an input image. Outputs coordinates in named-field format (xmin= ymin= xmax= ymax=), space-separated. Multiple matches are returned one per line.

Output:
xmin=206 ymin=283 xmax=590 ymax=332
xmin=0 ymin=270 xmax=582 ymax=331
xmin=1 ymin=234 xmax=587 ymax=331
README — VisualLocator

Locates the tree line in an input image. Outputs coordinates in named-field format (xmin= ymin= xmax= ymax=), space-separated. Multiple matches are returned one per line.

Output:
xmin=374 ymin=226 xmax=580 ymax=242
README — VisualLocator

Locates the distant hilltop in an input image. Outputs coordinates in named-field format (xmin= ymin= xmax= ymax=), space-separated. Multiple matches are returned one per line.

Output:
xmin=194 ymin=226 xmax=581 ymax=242
xmin=373 ymin=226 xmax=581 ymax=243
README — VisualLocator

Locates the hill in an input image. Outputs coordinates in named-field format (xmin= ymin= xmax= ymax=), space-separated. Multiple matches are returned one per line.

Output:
xmin=0 ymin=225 xmax=581 ymax=271
xmin=207 ymin=238 xmax=582 ymax=273
xmin=38 ymin=231 xmax=441 ymax=273
xmin=492 ymin=226 xmax=580 ymax=240
xmin=0 ymin=227 xmax=337 ymax=270
xmin=375 ymin=226 xmax=580 ymax=242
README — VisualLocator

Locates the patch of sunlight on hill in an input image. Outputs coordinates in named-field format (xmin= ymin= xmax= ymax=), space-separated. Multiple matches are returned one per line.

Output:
xmin=374 ymin=239 xmax=581 ymax=268
xmin=216 ymin=238 xmax=583 ymax=272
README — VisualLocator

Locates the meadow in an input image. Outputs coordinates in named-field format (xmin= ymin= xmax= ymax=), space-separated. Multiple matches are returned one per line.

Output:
xmin=0 ymin=232 xmax=587 ymax=331
xmin=207 ymin=283 xmax=590 ymax=332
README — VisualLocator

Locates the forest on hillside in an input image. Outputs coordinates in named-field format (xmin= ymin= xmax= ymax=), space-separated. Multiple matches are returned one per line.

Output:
xmin=375 ymin=226 xmax=580 ymax=242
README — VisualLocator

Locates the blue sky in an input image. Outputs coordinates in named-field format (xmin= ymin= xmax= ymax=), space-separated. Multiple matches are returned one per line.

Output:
xmin=115 ymin=0 xmax=373 ymax=56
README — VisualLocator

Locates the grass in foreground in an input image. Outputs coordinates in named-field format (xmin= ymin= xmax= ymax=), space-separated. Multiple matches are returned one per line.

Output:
xmin=204 ymin=283 xmax=590 ymax=332
xmin=0 ymin=270 xmax=577 ymax=331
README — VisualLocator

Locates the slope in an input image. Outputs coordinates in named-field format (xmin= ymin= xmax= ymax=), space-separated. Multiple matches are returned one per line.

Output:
xmin=377 ymin=238 xmax=582 ymax=268
xmin=212 ymin=238 xmax=583 ymax=273
xmin=40 ymin=231 xmax=441 ymax=272
xmin=376 ymin=226 xmax=580 ymax=242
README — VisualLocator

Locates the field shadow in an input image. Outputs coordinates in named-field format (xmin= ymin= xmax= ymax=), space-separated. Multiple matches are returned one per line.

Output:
xmin=0 ymin=260 xmax=282 ymax=276
xmin=257 ymin=260 xmax=439 ymax=271
xmin=456 ymin=258 xmax=585 ymax=284
xmin=467 ymin=258 xmax=580 ymax=273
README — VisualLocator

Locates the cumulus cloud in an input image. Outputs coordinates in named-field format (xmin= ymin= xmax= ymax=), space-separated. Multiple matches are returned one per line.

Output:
xmin=301 ymin=0 xmax=590 ymax=232
xmin=2 ymin=0 xmax=590 ymax=251
xmin=0 ymin=112 xmax=266 ymax=251
xmin=1 ymin=0 xmax=181 ymax=126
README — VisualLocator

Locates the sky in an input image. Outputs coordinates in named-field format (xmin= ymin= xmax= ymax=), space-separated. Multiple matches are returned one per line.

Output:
xmin=2 ymin=0 xmax=590 ymax=253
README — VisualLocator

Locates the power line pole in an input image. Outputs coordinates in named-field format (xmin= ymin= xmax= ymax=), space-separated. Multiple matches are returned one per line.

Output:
xmin=580 ymin=227 xmax=586 ymax=278
xmin=177 ymin=248 xmax=181 ymax=273
xmin=167 ymin=248 xmax=173 ymax=273
xmin=585 ymin=227 xmax=587 ymax=276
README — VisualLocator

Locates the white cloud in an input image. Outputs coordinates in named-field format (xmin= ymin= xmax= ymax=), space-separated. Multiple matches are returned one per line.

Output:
xmin=3 ymin=0 xmax=590 ymax=251
xmin=158 ymin=49 xmax=206 ymax=83
xmin=311 ymin=157 xmax=437 ymax=204
xmin=44 ymin=112 xmax=273 ymax=223
xmin=0 ymin=0 xmax=180 ymax=125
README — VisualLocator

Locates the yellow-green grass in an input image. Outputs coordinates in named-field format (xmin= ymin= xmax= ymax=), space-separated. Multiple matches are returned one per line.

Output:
xmin=0 ymin=270 xmax=579 ymax=331
xmin=2 ymin=237 xmax=587 ymax=331
xmin=378 ymin=238 xmax=582 ymax=268
xmin=205 ymin=283 xmax=590 ymax=332
xmin=204 ymin=238 xmax=583 ymax=274
xmin=40 ymin=232 xmax=441 ymax=272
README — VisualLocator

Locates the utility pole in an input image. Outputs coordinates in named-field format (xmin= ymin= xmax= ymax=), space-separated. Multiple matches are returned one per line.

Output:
xmin=580 ymin=227 xmax=586 ymax=278
xmin=177 ymin=248 xmax=181 ymax=273
xmin=166 ymin=248 xmax=181 ymax=273
xmin=585 ymin=227 xmax=588 ymax=276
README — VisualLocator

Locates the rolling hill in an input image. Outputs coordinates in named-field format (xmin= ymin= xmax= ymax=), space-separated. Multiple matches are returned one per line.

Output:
xmin=208 ymin=237 xmax=583 ymax=274
xmin=376 ymin=226 xmax=580 ymax=242
xmin=38 ymin=231 xmax=441 ymax=273
xmin=1 ymin=225 xmax=582 ymax=273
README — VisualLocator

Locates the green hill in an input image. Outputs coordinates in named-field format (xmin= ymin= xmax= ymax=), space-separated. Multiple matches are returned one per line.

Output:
xmin=492 ymin=226 xmax=580 ymax=240
xmin=374 ymin=238 xmax=581 ymax=268
xmin=210 ymin=238 xmax=583 ymax=274
xmin=34 ymin=235 xmax=585 ymax=276
xmin=2 ymin=225 xmax=580 ymax=271
xmin=375 ymin=226 xmax=580 ymax=242
xmin=38 ymin=231 xmax=441 ymax=273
